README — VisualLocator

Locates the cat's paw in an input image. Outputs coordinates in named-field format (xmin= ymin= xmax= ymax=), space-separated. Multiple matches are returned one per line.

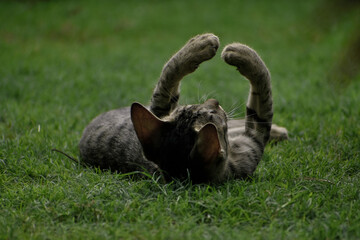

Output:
xmin=221 ymin=43 xmax=258 ymax=69
xmin=221 ymin=43 xmax=266 ymax=80
xmin=269 ymin=124 xmax=289 ymax=143
xmin=180 ymin=33 xmax=219 ymax=73
xmin=187 ymin=33 xmax=219 ymax=60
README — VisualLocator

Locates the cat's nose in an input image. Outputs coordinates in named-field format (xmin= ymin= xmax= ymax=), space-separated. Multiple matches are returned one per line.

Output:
xmin=204 ymin=99 xmax=220 ymax=108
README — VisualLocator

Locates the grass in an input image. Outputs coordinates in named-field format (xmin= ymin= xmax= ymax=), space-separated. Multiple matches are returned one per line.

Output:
xmin=1 ymin=0 xmax=360 ymax=239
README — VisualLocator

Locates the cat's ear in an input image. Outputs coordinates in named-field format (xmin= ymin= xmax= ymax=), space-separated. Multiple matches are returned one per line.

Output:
xmin=190 ymin=123 xmax=221 ymax=164
xmin=131 ymin=102 xmax=167 ymax=161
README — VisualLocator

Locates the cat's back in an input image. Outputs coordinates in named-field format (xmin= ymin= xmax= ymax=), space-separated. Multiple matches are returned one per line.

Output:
xmin=84 ymin=107 xmax=132 ymax=130
xmin=80 ymin=107 xmax=133 ymax=145
xmin=79 ymin=107 xmax=149 ymax=172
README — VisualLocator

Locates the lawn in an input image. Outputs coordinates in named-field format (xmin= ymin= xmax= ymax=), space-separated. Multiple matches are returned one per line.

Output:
xmin=1 ymin=0 xmax=360 ymax=239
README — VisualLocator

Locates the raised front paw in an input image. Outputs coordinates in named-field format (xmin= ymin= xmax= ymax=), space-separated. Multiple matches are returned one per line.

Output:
xmin=221 ymin=43 xmax=267 ymax=80
xmin=179 ymin=33 xmax=219 ymax=73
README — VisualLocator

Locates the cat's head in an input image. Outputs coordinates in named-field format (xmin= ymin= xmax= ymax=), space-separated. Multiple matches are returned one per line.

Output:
xmin=131 ymin=99 xmax=228 ymax=183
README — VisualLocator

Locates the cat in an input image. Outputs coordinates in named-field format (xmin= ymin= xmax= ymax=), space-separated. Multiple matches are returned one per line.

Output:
xmin=79 ymin=33 xmax=288 ymax=183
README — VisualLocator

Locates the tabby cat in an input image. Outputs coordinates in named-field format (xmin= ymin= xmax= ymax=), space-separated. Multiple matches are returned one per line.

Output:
xmin=79 ymin=33 xmax=288 ymax=183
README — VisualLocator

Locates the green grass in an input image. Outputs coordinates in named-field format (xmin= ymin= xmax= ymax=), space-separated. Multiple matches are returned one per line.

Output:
xmin=1 ymin=0 xmax=360 ymax=239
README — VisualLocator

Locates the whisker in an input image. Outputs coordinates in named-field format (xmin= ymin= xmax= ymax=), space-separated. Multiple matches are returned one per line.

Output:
xmin=197 ymin=80 xmax=204 ymax=103
xmin=226 ymin=101 xmax=246 ymax=120
xmin=232 ymin=148 xmax=254 ymax=154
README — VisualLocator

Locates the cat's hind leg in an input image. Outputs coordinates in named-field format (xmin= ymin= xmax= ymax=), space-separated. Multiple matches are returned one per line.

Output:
xmin=269 ymin=124 xmax=288 ymax=142
xmin=151 ymin=33 xmax=220 ymax=118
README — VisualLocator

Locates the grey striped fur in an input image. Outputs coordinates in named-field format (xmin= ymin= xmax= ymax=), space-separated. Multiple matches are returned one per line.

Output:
xmin=79 ymin=33 xmax=288 ymax=183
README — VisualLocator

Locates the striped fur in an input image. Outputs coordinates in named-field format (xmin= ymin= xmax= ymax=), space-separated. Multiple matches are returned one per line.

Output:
xmin=79 ymin=34 xmax=288 ymax=183
xmin=150 ymin=33 xmax=219 ymax=118
xmin=221 ymin=43 xmax=274 ymax=179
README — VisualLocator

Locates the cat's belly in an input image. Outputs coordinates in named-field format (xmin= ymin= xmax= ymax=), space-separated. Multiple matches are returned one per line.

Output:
xmin=227 ymin=119 xmax=246 ymax=138
xmin=79 ymin=107 xmax=160 ymax=174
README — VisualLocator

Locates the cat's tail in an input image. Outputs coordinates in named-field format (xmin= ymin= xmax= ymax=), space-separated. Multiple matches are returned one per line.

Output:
xmin=221 ymin=43 xmax=273 ymax=146
xmin=51 ymin=148 xmax=89 ymax=168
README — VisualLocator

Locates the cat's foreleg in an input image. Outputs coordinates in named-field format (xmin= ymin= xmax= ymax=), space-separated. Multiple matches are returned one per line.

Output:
xmin=221 ymin=43 xmax=273 ymax=145
xmin=150 ymin=33 xmax=219 ymax=118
